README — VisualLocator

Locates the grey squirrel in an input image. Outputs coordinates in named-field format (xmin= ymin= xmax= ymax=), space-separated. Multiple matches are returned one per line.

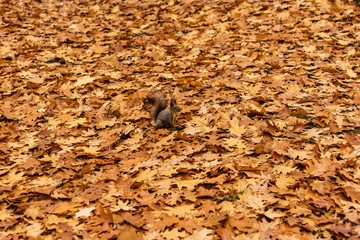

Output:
xmin=152 ymin=93 xmax=181 ymax=130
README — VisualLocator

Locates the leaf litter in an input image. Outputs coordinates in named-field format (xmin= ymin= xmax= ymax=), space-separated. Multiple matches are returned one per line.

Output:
xmin=1 ymin=0 xmax=360 ymax=239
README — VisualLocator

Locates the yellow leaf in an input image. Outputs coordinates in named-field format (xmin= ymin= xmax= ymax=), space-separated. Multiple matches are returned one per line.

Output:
xmin=303 ymin=45 xmax=316 ymax=54
xmin=273 ymin=165 xmax=294 ymax=175
xmin=75 ymin=206 xmax=95 ymax=218
xmin=154 ymin=132 xmax=175 ymax=148
xmin=52 ymin=202 xmax=81 ymax=214
xmin=25 ymin=221 xmax=44 ymax=237
xmin=133 ymin=168 xmax=157 ymax=182
xmin=346 ymin=68 xmax=357 ymax=78
xmin=65 ymin=117 xmax=88 ymax=127
xmin=81 ymin=146 xmax=101 ymax=154
xmin=111 ymin=200 xmax=136 ymax=212
xmin=229 ymin=118 xmax=246 ymax=137
xmin=163 ymin=204 xmax=195 ymax=217
xmin=177 ymin=179 xmax=203 ymax=191
xmin=74 ymin=75 xmax=95 ymax=87
xmin=98 ymin=118 xmax=117 ymax=128
xmin=102 ymin=54 xmax=119 ymax=68
xmin=25 ymin=207 xmax=40 ymax=220
xmin=315 ymin=32 xmax=331 ymax=40
xmin=0 ymin=209 xmax=13 ymax=221
xmin=223 ymin=137 xmax=247 ymax=150
xmin=264 ymin=209 xmax=285 ymax=219
xmin=0 ymin=45 xmax=12 ymax=56
xmin=249 ymin=83 xmax=262 ymax=96
xmin=162 ymin=229 xmax=188 ymax=240
xmin=338 ymin=39 xmax=351 ymax=46
xmin=0 ymin=171 xmax=24 ymax=186
xmin=241 ymin=190 xmax=265 ymax=209
xmin=276 ymin=174 xmax=296 ymax=190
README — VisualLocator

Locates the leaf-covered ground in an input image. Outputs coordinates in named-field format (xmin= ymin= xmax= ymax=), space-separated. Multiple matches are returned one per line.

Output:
xmin=1 ymin=0 xmax=360 ymax=239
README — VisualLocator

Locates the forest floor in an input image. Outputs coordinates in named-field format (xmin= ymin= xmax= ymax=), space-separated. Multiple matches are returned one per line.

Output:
xmin=1 ymin=0 xmax=360 ymax=239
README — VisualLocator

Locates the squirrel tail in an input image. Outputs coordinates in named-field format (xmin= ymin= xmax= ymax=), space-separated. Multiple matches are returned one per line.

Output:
xmin=151 ymin=93 xmax=167 ymax=121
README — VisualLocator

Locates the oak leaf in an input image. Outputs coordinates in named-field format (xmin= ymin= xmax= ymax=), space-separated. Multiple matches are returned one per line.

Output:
xmin=25 ymin=221 xmax=44 ymax=237
xmin=275 ymin=174 xmax=296 ymax=190
xmin=343 ymin=185 xmax=360 ymax=203
xmin=161 ymin=229 xmax=188 ymax=240
xmin=330 ymin=223 xmax=354 ymax=237
xmin=75 ymin=206 xmax=95 ymax=218
xmin=74 ymin=75 xmax=95 ymax=87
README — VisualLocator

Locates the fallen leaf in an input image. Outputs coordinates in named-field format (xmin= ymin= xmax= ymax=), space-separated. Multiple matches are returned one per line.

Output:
xmin=75 ymin=206 xmax=95 ymax=218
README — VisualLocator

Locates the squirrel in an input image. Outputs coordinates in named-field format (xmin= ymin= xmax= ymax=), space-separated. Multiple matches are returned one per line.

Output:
xmin=151 ymin=93 xmax=181 ymax=130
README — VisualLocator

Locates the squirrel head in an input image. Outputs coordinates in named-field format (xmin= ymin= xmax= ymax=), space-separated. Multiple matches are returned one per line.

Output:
xmin=170 ymin=99 xmax=181 ymax=113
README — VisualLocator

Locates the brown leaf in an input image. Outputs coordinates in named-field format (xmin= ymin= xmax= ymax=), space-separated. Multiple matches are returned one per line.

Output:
xmin=117 ymin=225 xmax=143 ymax=240
xmin=330 ymin=223 xmax=354 ymax=237
xmin=343 ymin=185 xmax=360 ymax=203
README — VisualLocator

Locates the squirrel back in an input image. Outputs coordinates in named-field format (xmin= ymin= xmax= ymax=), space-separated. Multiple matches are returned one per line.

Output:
xmin=151 ymin=93 xmax=181 ymax=130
